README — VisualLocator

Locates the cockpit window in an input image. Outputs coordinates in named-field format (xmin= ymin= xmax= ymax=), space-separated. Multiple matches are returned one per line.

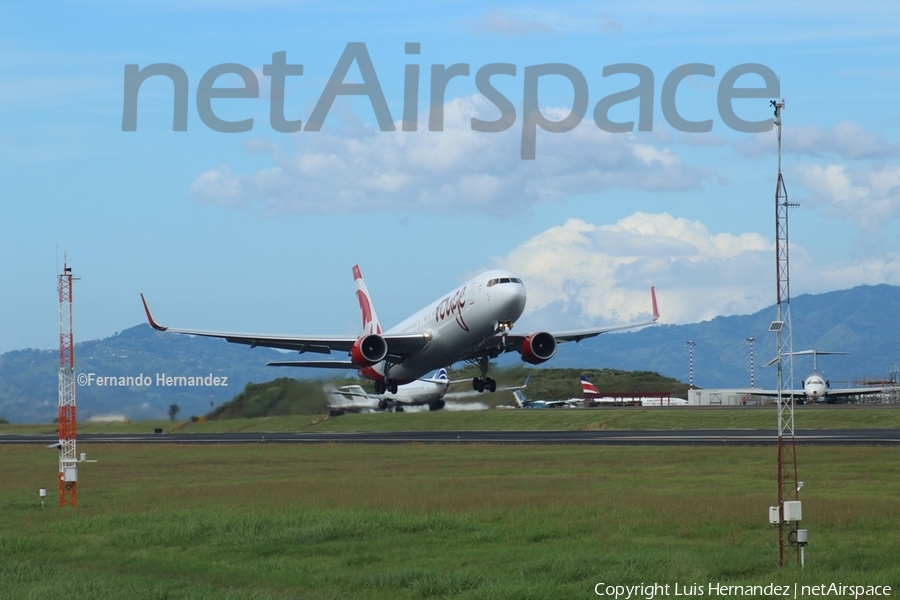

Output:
xmin=487 ymin=277 xmax=523 ymax=287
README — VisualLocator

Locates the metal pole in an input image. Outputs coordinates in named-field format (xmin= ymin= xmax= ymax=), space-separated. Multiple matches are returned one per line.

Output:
xmin=686 ymin=340 xmax=696 ymax=390
xmin=747 ymin=337 xmax=755 ymax=388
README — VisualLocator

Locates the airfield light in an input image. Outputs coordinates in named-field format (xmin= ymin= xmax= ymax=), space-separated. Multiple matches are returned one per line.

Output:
xmin=39 ymin=488 xmax=47 ymax=508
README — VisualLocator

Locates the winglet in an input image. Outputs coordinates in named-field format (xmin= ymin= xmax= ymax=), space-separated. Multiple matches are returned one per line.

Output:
xmin=140 ymin=293 xmax=167 ymax=331
xmin=650 ymin=286 xmax=659 ymax=322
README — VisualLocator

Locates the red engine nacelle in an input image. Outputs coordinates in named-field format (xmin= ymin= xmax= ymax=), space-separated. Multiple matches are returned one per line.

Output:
xmin=350 ymin=333 xmax=388 ymax=367
xmin=519 ymin=331 xmax=557 ymax=365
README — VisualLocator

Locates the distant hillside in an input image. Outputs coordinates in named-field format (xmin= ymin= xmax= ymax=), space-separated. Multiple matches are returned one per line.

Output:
xmin=207 ymin=378 xmax=329 ymax=419
xmin=511 ymin=367 xmax=689 ymax=401
xmin=205 ymin=367 xmax=687 ymax=419
xmin=2 ymin=284 xmax=899 ymax=423
xmin=0 ymin=325 xmax=345 ymax=423
xmin=544 ymin=284 xmax=900 ymax=389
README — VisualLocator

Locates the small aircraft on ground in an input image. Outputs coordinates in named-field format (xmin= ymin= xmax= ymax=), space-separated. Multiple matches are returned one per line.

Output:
xmin=511 ymin=386 xmax=581 ymax=409
xmin=325 ymin=368 xmax=456 ymax=412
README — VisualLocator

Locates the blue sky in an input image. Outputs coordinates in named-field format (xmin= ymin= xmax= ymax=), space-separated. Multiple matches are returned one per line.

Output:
xmin=2 ymin=1 xmax=899 ymax=353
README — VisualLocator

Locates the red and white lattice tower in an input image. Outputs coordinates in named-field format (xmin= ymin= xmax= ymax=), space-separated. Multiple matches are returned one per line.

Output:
xmin=58 ymin=260 xmax=77 ymax=507
xmin=771 ymin=100 xmax=800 ymax=566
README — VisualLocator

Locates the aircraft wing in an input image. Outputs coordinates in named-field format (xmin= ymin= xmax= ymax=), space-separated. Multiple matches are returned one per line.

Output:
xmin=822 ymin=386 xmax=887 ymax=399
xmin=140 ymin=294 xmax=430 ymax=360
xmin=325 ymin=385 xmax=377 ymax=400
xmin=730 ymin=388 xmax=807 ymax=398
xmin=733 ymin=386 xmax=886 ymax=399
xmin=471 ymin=286 xmax=659 ymax=357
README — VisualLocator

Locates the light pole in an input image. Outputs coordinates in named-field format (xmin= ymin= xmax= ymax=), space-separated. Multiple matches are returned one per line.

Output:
xmin=746 ymin=337 xmax=755 ymax=388
xmin=686 ymin=340 xmax=696 ymax=390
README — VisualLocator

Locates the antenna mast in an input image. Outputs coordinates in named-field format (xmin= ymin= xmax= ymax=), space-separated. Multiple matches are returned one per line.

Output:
xmin=771 ymin=99 xmax=801 ymax=566
xmin=58 ymin=258 xmax=78 ymax=507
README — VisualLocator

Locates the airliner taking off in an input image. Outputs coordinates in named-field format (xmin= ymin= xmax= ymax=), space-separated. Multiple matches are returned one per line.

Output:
xmin=141 ymin=265 xmax=659 ymax=394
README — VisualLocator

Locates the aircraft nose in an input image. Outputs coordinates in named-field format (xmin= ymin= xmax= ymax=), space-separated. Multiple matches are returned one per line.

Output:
xmin=498 ymin=281 xmax=527 ymax=321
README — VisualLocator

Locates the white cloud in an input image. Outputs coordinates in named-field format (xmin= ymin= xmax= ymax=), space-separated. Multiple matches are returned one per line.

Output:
xmin=191 ymin=95 xmax=711 ymax=217
xmin=467 ymin=9 xmax=554 ymax=35
xmin=494 ymin=213 xmax=772 ymax=328
xmin=735 ymin=120 xmax=899 ymax=160
xmin=493 ymin=212 xmax=900 ymax=329
xmin=795 ymin=253 xmax=900 ymax=293
xmin=494 ymin=212 xmax=900 ymax=330
xmin=794 ymin=163 xmax=900 ymax=229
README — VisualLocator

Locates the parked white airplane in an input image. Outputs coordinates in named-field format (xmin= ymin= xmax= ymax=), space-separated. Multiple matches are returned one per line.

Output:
xmin=141 ymin=264 xmax=658 ymax=395
xmin=580 ymin=376 xmax=688 ymax=406
xmin=752 ymin=349 xmax=887 ymax=403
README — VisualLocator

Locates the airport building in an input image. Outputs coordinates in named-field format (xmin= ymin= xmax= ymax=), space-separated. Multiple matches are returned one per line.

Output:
xmin=687 ymin=389 xmax=765 ymax=406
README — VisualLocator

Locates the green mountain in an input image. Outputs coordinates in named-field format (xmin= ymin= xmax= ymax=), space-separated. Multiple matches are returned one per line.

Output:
xmin=204 ymin=367 xmax=687 ymax=419
xmin=0 ymin=325 xmax=343 ymax=423
xmin=547 ymin=284 xmax=900 ymax=390
xmin=207 ymin=378 xmax=330 ymax=419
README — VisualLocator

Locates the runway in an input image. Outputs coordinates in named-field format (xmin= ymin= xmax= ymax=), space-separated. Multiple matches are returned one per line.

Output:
xmin=2 ymin=429 xmax=899 ymax=445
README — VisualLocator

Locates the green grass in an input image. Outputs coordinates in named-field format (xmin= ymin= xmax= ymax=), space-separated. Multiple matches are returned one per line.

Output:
xmin=1 ymin=443 xmax=898 ymax=599
xmin=0 ymin=420 xmax=177 ymax=435
xmin=4 ymin=405 xmax=900 ymax=435
xmin=155 ymin=404 xmax=900 ymax=433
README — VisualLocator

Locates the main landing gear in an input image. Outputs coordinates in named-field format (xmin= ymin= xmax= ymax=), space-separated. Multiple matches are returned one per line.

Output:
xmin=374 ymin=362 xmax=399 ymax=395
xmin=472 ymin=376 xmax=496 ymax=393
xmin=374 ymin=380 xmax=398 ymax=394
xmin=470 ymin=353 xmax=497 ymax=393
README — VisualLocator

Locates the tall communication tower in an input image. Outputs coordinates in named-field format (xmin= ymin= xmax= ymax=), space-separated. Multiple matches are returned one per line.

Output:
xmin=770 ymin=100 xmax=801 ymax=566
xmin=58 ymin=259 xmax=78 ymax=507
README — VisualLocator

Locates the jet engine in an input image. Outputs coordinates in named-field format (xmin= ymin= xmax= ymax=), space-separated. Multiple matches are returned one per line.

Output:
xmin=519 ymin=331 xmax=557 ymax=365
xmin=350 ymin=333 xmax=388 ymax=367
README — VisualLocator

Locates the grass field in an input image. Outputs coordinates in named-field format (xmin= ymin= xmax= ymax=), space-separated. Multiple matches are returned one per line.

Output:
xmin=3 ymin=404 xmax=900 ymax=435
xmin=2 ymin=442 xmax=898 ymax=599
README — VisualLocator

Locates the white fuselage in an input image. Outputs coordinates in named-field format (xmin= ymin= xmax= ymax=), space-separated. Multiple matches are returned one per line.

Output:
xmin=381 ymin=376 xmax=450 ymax=404
xmin=363 ymin=270 xmax=526 ymax=384
xmin=329 ymin=376 xmax=450 ymax=408
xmin=803 ymin=373 xmax=828 ymax=400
